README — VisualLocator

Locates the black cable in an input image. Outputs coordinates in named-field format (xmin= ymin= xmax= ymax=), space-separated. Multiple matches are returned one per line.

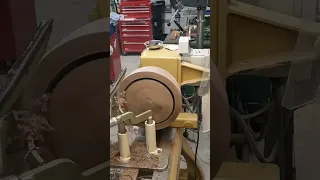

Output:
xmin=185 ymin=134 xmax=196 ymax=143
xmin=182 ymin=93 xmax=199 ymax=113
xmin=173 ymin=20 xmax=184 ymax=31
xmin=229 ymin=106 xmax=278 ymax=163
xmin=241 ymin=102 xmax=272 ymax=119
xmin=195 ymin=94 xmax=202 ymax=180
xmin=182 ymin=95 xmax=193 ymax=112
xmin=113 ymin=0 xmax=119 ymax=13
xmin=183 ymin=129 xmax=197 ymax=143
xmin=246 ymin=102 xmax=274 ymax=141
xmin=195 ymin=119 xmax=200 ymax=180
xmin=186 ymin=93 xmax=195 ymax=100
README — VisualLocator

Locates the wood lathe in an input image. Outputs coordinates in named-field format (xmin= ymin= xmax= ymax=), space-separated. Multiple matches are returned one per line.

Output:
xmin=109 ymin=31 xmax=230 ymax=179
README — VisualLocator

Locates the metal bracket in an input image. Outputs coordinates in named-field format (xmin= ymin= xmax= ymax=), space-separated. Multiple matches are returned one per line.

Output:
xmin=110 ymin=110 xmax=152 ymax=127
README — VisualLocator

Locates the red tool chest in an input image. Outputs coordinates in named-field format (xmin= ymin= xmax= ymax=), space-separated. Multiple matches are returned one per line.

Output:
xmin=110 ymin=32 xmax=121 ymax=81
xmin=119 ymin=0 xmax=153 ymax=54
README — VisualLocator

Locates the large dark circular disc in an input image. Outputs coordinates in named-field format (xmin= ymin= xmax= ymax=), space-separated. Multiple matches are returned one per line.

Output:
xmin=48 ymin=58 xmax=108 ymax=170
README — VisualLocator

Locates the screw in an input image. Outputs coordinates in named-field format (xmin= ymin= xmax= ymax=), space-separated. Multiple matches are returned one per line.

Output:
xmin=147 ymin=116 xmax=153 ymax=124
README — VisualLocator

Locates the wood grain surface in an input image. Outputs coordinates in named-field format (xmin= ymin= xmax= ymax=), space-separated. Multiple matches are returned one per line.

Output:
xmin=119 ymin=66 xmax=182 ymax=130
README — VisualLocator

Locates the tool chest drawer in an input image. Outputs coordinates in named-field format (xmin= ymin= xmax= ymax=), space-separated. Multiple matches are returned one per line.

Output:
xmin=121 ymin=26 xmax=151 ymax=32
xmin=119 ymin=2 xmax=152 ymax=19
xmin=119 ymin=1 xmax=150 ymax=8
xmin=119 ymin=18 xmax=152 ymax=32
xmin=120 ymin=6 xmax=150 ymax=14
xmin=120 ymin=19 xmax=151 ymax=26
xmin=122 ymin=36 xmax=151 ymax=43
xmin=119 ymin=1 xmax=153 ymax=54
xmin=122 ymin=42 xmax=146 ymax=53
xmin=121 ymin=31 xmax=152 ymax=36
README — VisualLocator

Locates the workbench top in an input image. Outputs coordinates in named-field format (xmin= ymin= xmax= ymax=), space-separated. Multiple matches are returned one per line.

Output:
xmin=163 ymin=34 xmax=211 ymax=48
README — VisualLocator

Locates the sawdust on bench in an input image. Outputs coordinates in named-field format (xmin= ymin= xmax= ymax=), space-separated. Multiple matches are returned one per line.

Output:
xmin=110 ymin=140 xmax=160 ymax=169
xmin=110 ymin=168 xmax=122 ymax=180
xmin=119 ymin=168 xmax=139 ymax=180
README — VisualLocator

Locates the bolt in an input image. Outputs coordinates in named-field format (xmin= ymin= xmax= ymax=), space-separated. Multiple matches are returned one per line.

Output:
xmin=147 ymin=116 xmax=153 ymax=124
xmin=118 ymin=122 xmax=126 ymax=134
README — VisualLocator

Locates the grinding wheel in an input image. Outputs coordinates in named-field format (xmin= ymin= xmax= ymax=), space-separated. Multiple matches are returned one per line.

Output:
xmin=19 ymin=18 xmax=110 ymax=171
xmin=118 ymin=66 xmax=182 ymax=129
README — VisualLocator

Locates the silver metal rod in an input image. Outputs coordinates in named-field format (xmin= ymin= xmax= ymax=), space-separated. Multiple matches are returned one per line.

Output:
xmin=196 ymin=8 xmax=205 ymax=49
xmin=110 ymin=68 xmax=127 ymax=98
xmin=168 ymin=9 xmax=181 ymax=26
xmin=147 ymin=116 xmax=153 ymax=124
xmin=188 ymin=26 xmax=193 ymax=38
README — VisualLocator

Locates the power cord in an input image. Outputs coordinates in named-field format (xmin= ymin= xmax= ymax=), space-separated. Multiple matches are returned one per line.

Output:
xmin=183 ymin=129 xmax=210 ymax=164
xmin=195 ymin=94 xmax=202 ymax=180
xmin=195 ymin=120 xmax=200 ymax=180
xmin=229 ymin=106 xmax=278 ymax=163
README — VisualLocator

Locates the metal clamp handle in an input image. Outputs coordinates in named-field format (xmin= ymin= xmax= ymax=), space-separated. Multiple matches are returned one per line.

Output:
xmin=110 ymin=110 xmax=152 ymax=127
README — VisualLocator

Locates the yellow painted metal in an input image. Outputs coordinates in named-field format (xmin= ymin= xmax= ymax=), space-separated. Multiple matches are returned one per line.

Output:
xmin=211 ymin=0 xmax=320 ymax=78
xmin=170 ymin=113 xmax=198 ymax=128
xmin=179 ymin=169 xmax=188 ymax=180
xmin=181 ymin=137 xmax=206 ymax=180
xmin=140 ymin=48 xmax=181 ymax=81
xmin=140 ymin=49 xmax=209 ymax=178
xmin=181 ymin=62 xmax=209 ymax=86
xmin=165 ymin=128 xmax=183 ymax=180
xmin=140 ymin=48 xmax=209 ymax=86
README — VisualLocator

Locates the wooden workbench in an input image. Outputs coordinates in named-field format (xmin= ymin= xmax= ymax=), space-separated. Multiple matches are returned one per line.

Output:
xmin=163 ymin=34 xmax=211 ymax=48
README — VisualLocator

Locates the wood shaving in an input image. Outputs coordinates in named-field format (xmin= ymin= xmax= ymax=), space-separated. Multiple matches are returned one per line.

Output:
xmin=110 ymin=168 xmax=123 ymax=180
xmin=114 ymin=91 xmax=127 ymax=113
xmin=110 ymin=141 xmax=160 ymax=169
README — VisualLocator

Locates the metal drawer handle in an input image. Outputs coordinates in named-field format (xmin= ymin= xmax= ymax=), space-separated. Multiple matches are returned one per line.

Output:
xmin=123 ymin=34 xmax=150 ymax=37
xmin=121 ymin=18 xmax=150 ymax=21
xmin=122 ymin=11 xmax=150 ymax=14
xmin=122 ymin=30 xmax=149 ymax=32
xmin=123 ymin=42 xmax=145 ymax=45
xmin=122 ymin=8 xmax=149 ymax=11
xmin=121 ymin=22 xmax=148 ymax=25
xmin=121 ymin=25 xmax=149 ymax=27
xmin=121 ymin=6 xmax=148 ymax=8
xmin=135 ymin=18 xmax=150 ymax=21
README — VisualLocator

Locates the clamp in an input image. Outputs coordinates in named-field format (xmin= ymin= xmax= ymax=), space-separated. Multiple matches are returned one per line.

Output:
xmin=110 ymin=110 xmax=152 ymax=127
xmin=110 ymin=110 xmax=161 ymax=163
